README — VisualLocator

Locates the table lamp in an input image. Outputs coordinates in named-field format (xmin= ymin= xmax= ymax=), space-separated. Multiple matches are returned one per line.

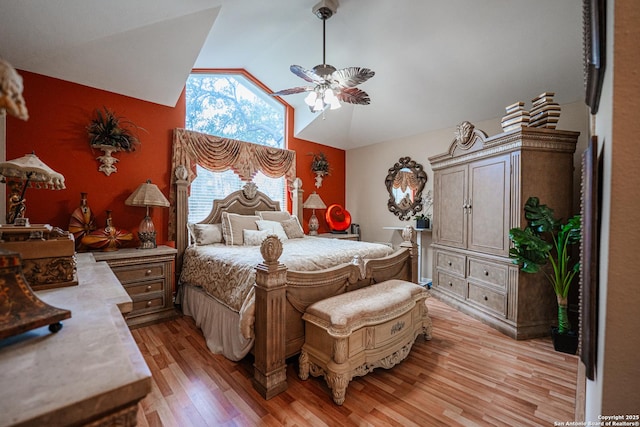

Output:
xmin=303 ymin=192 xmax=326 ymax=235
xmin=125 ymin=179 xmax=170 ymax=249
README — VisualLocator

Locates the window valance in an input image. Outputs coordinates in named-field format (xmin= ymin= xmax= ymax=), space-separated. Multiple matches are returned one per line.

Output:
xmin=169 ymin=128 xmax=296 ymax=240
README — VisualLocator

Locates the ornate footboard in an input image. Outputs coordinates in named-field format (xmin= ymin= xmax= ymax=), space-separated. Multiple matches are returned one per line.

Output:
xmin=252 ymin=228 xmax=418 ymax=399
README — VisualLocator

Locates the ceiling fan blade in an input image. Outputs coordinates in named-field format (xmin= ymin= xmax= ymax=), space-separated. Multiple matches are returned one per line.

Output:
xmin=290 ymin=65 xmax=324 ymax=84
xmin=331 ymin=67 xmax=375 ymax=88
xmin=336 ymin=87 xmax=371 ymax=105
xmin=271 ymin=86 xmax=313 ymax=96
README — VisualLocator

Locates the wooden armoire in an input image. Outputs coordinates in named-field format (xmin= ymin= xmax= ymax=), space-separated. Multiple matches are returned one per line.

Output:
xmin=429 ymin=122 xmax=579 ymax=339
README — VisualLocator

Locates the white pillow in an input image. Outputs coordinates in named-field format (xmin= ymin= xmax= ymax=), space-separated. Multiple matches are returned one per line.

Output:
xmin=243 ymin=229 xmax=269 ymax=246
xmin=281 ymin=216 xmax=305 ymax=239
xmin=256 ymin=219 xmax=288 ymax=242
xmin=187 ymin=223 xmax=223 ymax=245
xmin=256 ymin=210 xmax=291 ymax=222
xmin=222 ymin=212 xmax=260 ymax=245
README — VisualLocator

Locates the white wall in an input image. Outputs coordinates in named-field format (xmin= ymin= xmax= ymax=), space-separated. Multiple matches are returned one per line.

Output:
xmin=346 ymin=101 xmax=588 ymax=282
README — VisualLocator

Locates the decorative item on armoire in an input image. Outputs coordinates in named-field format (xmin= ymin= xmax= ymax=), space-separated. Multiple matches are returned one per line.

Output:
xmin=501 ymin=101 xmax=530 ymax=132
xmin=125 ymin=180 xmax=170 ymax=249
xmin=86 ymin=107 xmax=144 ymax=176
xmin=68 ymin=192 xmax=96 ymax=251
xmin=81 ymin=210 xmax=133 ymax=251
xmin=527 ymin=92 xmax=561 ymax=129
xmin=309 ymin=152 xmax=330 ymax=188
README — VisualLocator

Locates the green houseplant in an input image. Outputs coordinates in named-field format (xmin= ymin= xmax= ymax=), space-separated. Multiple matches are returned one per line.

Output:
xmin=509 ymin=197 xmax=581 ymax=351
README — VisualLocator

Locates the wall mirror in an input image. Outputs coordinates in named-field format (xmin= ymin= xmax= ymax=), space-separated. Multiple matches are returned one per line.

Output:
xmin=385 ymin=156 xmax=428 ymax=220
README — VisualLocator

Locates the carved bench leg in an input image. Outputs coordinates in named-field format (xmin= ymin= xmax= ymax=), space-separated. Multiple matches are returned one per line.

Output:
xmin=326 ymin=371 xmax=349 ymax=406
xmin=298 ymin=350 xmax=310 ymax=380
xmin=422 ymin=299 xmax=433 ymax=340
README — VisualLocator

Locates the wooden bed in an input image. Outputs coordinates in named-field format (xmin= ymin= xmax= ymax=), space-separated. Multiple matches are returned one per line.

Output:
xmin=171 ymin=136 xmax=418 ymax=399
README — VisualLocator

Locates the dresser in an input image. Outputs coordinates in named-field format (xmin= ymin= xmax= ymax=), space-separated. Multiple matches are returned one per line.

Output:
xmin=0 ymin=253 xmax=151 ymax=426
xmin=94 ymin=245 xmax=178 ymax=328
xmin=429 ymin=124 xmax=578 ymax=339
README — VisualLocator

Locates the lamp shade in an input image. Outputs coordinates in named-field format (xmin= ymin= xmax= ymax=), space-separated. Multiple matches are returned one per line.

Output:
xmin=0 ymin=153 xmax=65 ymax=190
xmin=303 ymin=192 xmax=326 ymax=210
xmin=125 ymin=179 xmax=170 ymax=208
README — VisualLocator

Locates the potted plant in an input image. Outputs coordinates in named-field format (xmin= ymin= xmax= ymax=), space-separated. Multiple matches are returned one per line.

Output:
xmin=87 ymin=107 xmax=143 ymax=175
xmin=309 ymin=152 xmax=330 ymax=188
xmin=508 ymin=196 xmax=581 ymax=354
xmin=413 ymin=190 xmax=433 ymax=229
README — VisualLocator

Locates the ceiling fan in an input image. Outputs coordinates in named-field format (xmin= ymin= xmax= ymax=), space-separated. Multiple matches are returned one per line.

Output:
xmin=271 ymin=0 xmax=375 ymax=113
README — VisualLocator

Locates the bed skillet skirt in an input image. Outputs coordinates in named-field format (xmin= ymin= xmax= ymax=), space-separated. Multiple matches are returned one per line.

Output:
xmin=180 ymin=284 xmax=253 ymax=361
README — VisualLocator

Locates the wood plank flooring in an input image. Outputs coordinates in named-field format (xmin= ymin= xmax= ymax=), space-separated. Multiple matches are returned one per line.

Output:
xmin=132 ymin=297 xmax=578 ymax=426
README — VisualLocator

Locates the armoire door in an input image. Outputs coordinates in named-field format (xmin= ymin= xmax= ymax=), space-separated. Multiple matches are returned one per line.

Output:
xmin=467 ymin=154 xmax=511 ymax=256
xmin=434 ymin=164 xmax=467 ymax=249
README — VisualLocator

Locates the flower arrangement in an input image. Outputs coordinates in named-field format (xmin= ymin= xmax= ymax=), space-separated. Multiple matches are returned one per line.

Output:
xmin=414 ymin=190 xmax=433 ymax=220
xmin=309 ymin=152 xmax=330 ymax=176
xmin=87 ymin=107 xmax=143 ymax=152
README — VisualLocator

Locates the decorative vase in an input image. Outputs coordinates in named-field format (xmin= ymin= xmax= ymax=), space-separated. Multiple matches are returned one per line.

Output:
xmin=95 ymin=145 xmax=120 ymax=176
xmin=416 ymin=218 xmax=430 ymax=229
xmin=81 ymin=210 xmax=133 ymax=251
xmin=68 ymin=192 xmax=96 ymax=251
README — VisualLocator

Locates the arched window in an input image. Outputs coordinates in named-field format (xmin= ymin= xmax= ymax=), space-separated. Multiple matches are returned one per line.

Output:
xmin=186 ymin=72 xmax=286 ymax=222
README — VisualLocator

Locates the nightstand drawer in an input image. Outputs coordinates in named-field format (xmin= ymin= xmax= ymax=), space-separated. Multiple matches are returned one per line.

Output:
xmin=111 ymin=263 xmax=165 ymax=284
xmin=126 ymin=280 xmax=164 ymax=296
xmin=131 ymin=296 xmax=165 ymax=312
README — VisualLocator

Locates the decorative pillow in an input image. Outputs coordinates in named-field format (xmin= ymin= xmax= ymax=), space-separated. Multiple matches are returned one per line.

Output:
xmin=256 ymin=210 xmax=291 ymax=222
xmin=187 ymin=223 xmax=223 ymax=245
xmin=222 ymin=212 xmax=260 ymax=245
xmin=256 ymin=219 xmax=289 ymax=242
xmin=243 ymin=229 xmax=269 ymax=246
xmin=281 ymin=216 xmax=305 ymax=239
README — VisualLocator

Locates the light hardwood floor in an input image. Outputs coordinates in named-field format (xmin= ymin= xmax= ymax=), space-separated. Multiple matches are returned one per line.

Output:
xmin=132 ymin=296 xmax=578 ymax=426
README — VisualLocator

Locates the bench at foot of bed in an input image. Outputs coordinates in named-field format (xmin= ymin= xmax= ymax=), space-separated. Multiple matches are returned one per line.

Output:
xmin=298 ymin=279 xmax=432 ymax=405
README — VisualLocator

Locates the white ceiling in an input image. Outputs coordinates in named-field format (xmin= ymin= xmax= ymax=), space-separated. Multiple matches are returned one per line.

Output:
xmin=0 ymin=0 xmax=585 ymax=150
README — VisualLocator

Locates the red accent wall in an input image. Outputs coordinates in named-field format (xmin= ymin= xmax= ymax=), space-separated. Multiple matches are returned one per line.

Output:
xmin=5 ymin=71 xmax=345 ymax=244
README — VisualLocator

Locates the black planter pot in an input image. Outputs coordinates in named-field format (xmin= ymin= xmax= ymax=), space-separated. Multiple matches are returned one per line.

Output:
xmin=551 ymin=327 xmax=578 ymax=355
xmin=416 ymin=218 xmax=430 ymax=229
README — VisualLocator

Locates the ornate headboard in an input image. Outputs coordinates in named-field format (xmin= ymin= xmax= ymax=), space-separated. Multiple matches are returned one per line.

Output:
xmin=199 ymin=182 xmax=281 ymax=224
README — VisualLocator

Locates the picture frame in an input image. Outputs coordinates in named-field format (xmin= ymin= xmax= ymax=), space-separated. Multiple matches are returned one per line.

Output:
xmin=583 ymin=0 xmax=606 ymax=114
xmin=579 ymin=136 xmax=600 ymax=380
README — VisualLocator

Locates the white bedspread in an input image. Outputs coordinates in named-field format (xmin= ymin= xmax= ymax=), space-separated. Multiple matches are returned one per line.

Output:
xmin=179 ymin=236 xmax=394 ymax=313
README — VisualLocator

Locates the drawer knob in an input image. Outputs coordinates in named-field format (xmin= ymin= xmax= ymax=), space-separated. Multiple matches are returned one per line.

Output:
xmin=484 ymin=270 xmax=489 ymax=276
xmin=146 ymin=285 xmax=152 ymax=292
xmin=484 ymin=295 xmax=488 ymax=301
xmin=448 ymin=261 xmax=452 ymax=266
xmin=449 ymin=282 xmax=453 ymax=287
xmin=146 ymin=301 xmax=152 ymax=307
xmin=145 ymin=269 xmax=152 ymax=276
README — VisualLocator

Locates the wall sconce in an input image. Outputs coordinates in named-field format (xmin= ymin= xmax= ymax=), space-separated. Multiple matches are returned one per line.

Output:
xmin=125 ymin=179 xmax=170 ymax=249
xmin=303 ymin=192 xmax=326 ymax=235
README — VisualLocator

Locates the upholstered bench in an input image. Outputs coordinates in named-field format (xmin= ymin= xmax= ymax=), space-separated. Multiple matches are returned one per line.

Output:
xmin=298 ymin=279 xmax=432 ymax=405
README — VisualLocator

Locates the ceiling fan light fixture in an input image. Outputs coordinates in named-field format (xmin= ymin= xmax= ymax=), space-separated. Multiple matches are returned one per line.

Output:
xmin=271 ymin=0 xmax=375 ymax=113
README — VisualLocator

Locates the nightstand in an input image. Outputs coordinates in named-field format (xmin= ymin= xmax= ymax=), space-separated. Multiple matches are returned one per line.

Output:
xmin=317 ymin=233 xmax=360 ymax=241
xmin=93 ymin=245 xmax=178 ymax=328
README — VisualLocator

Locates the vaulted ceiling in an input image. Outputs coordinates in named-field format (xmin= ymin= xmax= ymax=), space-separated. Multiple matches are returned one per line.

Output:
xmin=0 ymin=0 xmax=585 ymax=149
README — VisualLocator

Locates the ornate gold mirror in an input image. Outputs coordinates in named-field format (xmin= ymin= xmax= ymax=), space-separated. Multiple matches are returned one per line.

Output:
xmin=385 ymin=156 xmax=428 ymax=220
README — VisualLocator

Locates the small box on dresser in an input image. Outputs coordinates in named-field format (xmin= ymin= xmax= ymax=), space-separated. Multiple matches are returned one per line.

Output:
xmin=93 ymin=245 xmax=178 ymax=328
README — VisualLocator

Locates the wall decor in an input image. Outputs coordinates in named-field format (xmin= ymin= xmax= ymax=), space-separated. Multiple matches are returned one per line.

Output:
xmin=579 ymin=136 xmax=600 ymax=380
xmin=385 ymin=156 xmax=427 ymax=221
xmin=309 ymin=152 xmax=330 ymax=188
xmin=87 ymin=107 xmax=143 ymax=176
xmin=583 ymin=0 xmax=606 ymax=114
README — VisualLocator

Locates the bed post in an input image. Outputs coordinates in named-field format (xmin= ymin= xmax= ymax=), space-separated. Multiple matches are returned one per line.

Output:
xmin=174 ymin=165 xmax=189 ymax=276
xmin=291 ymin=177 xmax=303 ymax=219
xmin=253 ymin=236 xmax=288 ymax=399
xmin=399 ymin=225 xmax=419 ymax=284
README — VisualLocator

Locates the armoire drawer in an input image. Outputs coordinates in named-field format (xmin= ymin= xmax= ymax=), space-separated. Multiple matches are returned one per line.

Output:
xmin=435 ymin=270 xmax=467 ymax=299
xmin=435 ymin=251 xmax=466 ymax=276
xmin=467 ymin=283 xmax=507 ymax=316
xmin=467 ymin=258 xmax=508 ymax=289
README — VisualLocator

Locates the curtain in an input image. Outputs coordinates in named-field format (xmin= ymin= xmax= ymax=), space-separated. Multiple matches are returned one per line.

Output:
xmin=168 ymin=129 xmax=296 ymax=240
